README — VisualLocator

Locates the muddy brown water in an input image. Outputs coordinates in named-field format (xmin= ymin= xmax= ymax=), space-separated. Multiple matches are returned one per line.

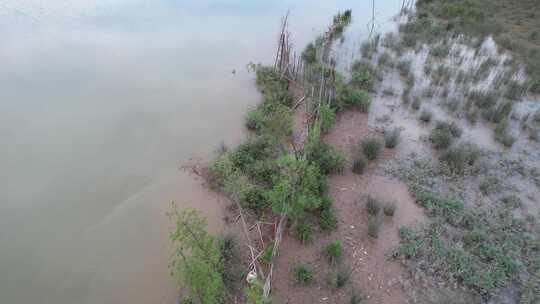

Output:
xmin=0 ymin=1 xmax=404 ymax=304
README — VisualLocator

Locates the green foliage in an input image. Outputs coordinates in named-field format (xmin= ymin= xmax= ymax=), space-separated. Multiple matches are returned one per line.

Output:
xmin=260 ymin=244 xmax=274 ymax=264
xmin=319 ymin=205 xmax=338 ymax=232
xmin=384 ymin=128 xmax=400 ymax=148
xmin=430 ymin=120 xmax=462 ymax=149
xmin=304 ymin=139 xmax=346 ymax=175
xmin=383 ymin=202 xmax=396 ymax=216
xmin=352 ymin=155 xmax=368 ymax=175
xmin=244 ymin=279 xmax=271 ymax=304
xmin=255 ymin=66 xmax=293 ymax=107
xmin=295 ymin=221 xmax=313 ymax=244
xmin=326 ymin=268 xmax=350 ymax=289
xmin=302 ymin=42 xmax=317 ymax=65
xmin=168 ymin=206 xmax=226 ymax=304
xmin=336 ymin=85 xmax=371 ymax=112
xmin=361 ymin=137 xmax=383 ymax=160
xmin=365 ymin=195 xmax=381 ymax=216
xmin=293 ymin=263 xmax=314 ymax=285
xmin=325 ymin=240 xmax=343 ymax=265
xmin=439 ymin=142 xmax=481 ymax=173
xmin=397 ymin=186 xmax=538 ymax=299
xmin=319 ymin=102 xmax=336 ymax=133
xmin=266 ymin=155 xmax=326 ymax=220
xmin=351 ymin=60 xmax=380 ymax=92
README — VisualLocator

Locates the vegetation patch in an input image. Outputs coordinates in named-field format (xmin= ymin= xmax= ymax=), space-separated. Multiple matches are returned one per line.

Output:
xmin=361 ymin=137 xmax=383 ymax=161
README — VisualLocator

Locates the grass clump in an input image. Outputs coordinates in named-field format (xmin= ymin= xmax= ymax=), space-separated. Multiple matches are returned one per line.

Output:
xmin=383 ymin=202 xmax=396 ymax=216
xmin=295 ymin=222 xmax=313 ymax=244
xmin=293 ymin=263 xmax=313 ymax=285
xmin=365 ymin=195 xmax=381 ymax=215
xmin=325 ymin=240 xmax=343 ymax=265
xmin=384 ymin=128 xmax=400 ymax=148
xmin=336 ymin=85 xmax=372 ymax=112
xmin=397 ymin=60 xmax=412 ymax=77
xmin=352 ymin=155 xmax=368 ymax=175
xmin=439 ymin=142 xmax=481 ymax=173
xmin=326 ymin=268 xmax=350 ymax=289
xmin=429 ymin=43 xmax=450 ymax=58
xmin=419 ymin=109 xmax=433 ymax=123
xmin=430 ymin=120 xmax=462 ymax=150
xmin=260 ymin=244 xmax=274 ymax=264
xmin=319 ymin=102 xmax=336 ymax=133
xmin=361 ymin=137 xmax=383 ymax=160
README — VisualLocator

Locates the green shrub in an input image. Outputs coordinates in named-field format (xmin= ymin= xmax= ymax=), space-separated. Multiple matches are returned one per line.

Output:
xmin=295 ymin=222 xmax=313 ymax=244
xmin=319 ymin=103 xmax=336 ymax=133
xmin=320 ymin=207 xmax=338 ymax=232
xmin=245 ymin=108 xmax=264 ymax=130
xmin=419 ymin=109 xmax=433 ymax=123
xmin=349 ymin=291 xmax=366 ymax=304
xmin=367 ymin=217 xmax=381 ymax=238
xmin=352 ymin=155 xmax=368 ymax=175
xmin=326 ymin=268 xmax=350 ymax=289
xmin=366 ymin=195 xmax=381 ymax=215
xmin=302 ymin=42 xmax=317 ymax=65
xmin=336 ymin=86 xmax=372 ymax=112
xmin=260 ymin=244 xmax=274 ymax=264
xmin=440 ymin=143 xmax=481 ymax=173
xmin=430 ymin=121 xmax=462 ymax=149
xmin=325 ymin=240 xmax=343 ymax=265
xmin=384 ymin=128 xmax=400 ymax=148
xmin=383 ymin=202 xmax=396 ymax=216
xmin=361 ymin=137 xmax=383 ymax=160
xmin=238 ymin=184 xmax=268 ymax=215
xmin=479 ymin=177 xmax=500 ymax=195
xmin=304 ymin=140 xmax=346 ymax=174
xmin=293 ymin=263 xmax=313 ymax=284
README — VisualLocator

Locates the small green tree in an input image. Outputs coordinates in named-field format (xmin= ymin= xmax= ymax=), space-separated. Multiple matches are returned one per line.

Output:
xmin=168 ymin=204 xmax=225 ymax=304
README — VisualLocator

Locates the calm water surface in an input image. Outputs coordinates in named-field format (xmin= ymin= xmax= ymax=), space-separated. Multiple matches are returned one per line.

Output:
xmin=0 ymin=1 xmax=401 ymax=303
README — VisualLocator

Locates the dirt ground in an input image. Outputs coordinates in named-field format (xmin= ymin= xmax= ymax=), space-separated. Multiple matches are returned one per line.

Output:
xmin=272 ymin=105 xmax=425 ymax=304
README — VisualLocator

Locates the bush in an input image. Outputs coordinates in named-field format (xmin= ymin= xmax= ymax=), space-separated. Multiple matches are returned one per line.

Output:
xmin=383 ymin=202 xmax=396 ymax=216
xmin=440 ymin=143 xmax=481 ymax=173
xmin=320 ymin=207 xmax=338 ymax=231
xmin=361 ymin=137 xmax=383 ymax=160
xmin=336 ymin=86 xmax=372 ymax=112
xmin=378 ymin=51 xmax=393 ymax=68
xmin=352 ymin=155 xmax=368 ymax=175
xmin=302 ymin=43 xmax=317 ymax=65
xmin=384 ymin=128 xmax=400 ymax=148
xmin=367 ymin=217 xmax=381 ymax=238
xmin=319 ymin=103 xmax=336 ymax=133
xmin=293 ymin=263 xmax=313 ymax=284
xmin=326 ymin=268 xmax=350 ymax=289
xmin=366 ymin=195 xmax=381 ymax=215
xmin=304 ymin=140 xmax=346 ymax=174
xmin=295 ymin=222 xmax=313 ymax=244
xmin=430 ymin=121 xmax=462 ymax=149
xmin=245 ymin=108 xmax=264 ymax=130
xmin=419 ymin=109 xmax=433 ymax=123
xmin=260 ymin=244 xmax=274 ymax=264
xmin=325 ymin=240 xmax=343 ymax=265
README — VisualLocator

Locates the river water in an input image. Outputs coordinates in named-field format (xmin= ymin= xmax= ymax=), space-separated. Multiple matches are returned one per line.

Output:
xmin=0 ymin=1 xmax=401 ymax=303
